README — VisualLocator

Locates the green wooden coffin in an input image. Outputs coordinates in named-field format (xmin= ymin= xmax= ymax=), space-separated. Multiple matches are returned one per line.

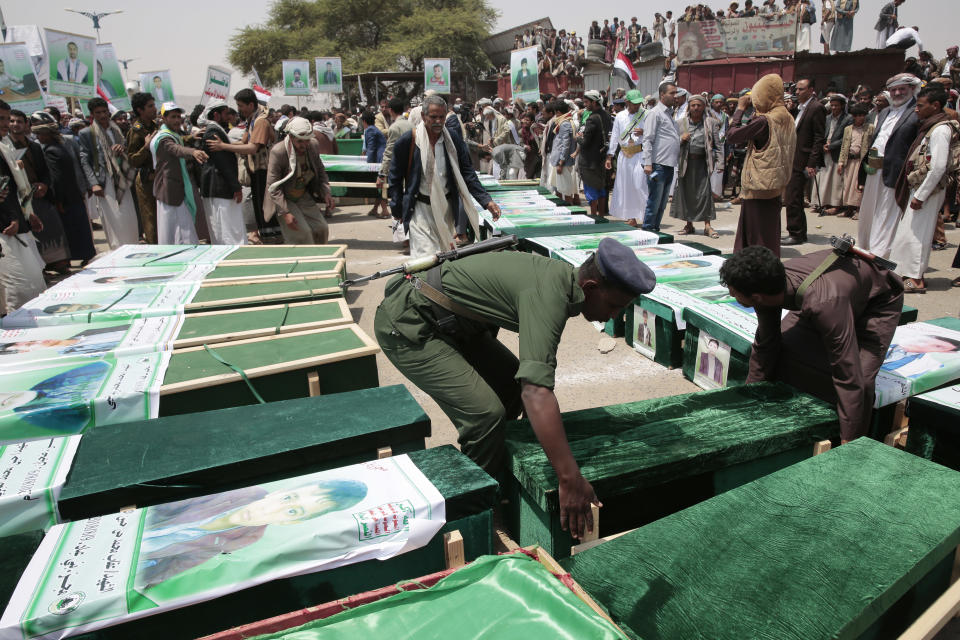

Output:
xmin=184 ymin=274 xmax=342 ymax=313
xmin=58 ymin=384 xmax=430 ymax=521
xmin=159 ymin=325 xmax=380 ymax=416
xmin=513 ymin=221 xmax=673 ymax=253
xmin=201 ymin=258 xmax=345 ymax=283
xmin=0 ymin=446 xmax=498 ymax=640
xmin=563 ymin=438 xmax=960 ymax=640
xmin=218 ymin=245 xmax=345 ymax=264
xmin=905 ymin=385 xmax=960 ymax=470
xmin=505 ymin=382 xmax=839 ymax=559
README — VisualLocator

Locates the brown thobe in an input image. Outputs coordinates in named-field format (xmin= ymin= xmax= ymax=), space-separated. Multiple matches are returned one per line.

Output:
xmin=726 ymin=109 xmax=782 ymax=256
xmin=748 ymin=249 xmax=904 ymax=441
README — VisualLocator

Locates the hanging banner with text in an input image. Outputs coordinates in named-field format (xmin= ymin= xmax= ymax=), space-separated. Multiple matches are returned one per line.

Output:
xmin=94 ymin=44 xmax=130 ymax=111
xmin=677 ymin=14 xmax=797 ymax=62
xmin=200 ymin=65 xmax=231 ymax=106
xmin=0 ymin=455 xmax=445 ymax=639
xmin=44 ymin=29 xmax=96 ymax=99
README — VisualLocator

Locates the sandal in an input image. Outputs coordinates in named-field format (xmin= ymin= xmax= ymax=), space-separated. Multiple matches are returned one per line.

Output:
xmin=953 ymin=276 xmax=960 ymax=287
xmin=677 ymin=227 xmax=694 ymax=235
xmin=903 ymin=278 xmax=926 ymax=294
xmin=704 ymin=227 xmax=720 ymax=239
xmin=851 ymin=212 xmax=859 ymax=220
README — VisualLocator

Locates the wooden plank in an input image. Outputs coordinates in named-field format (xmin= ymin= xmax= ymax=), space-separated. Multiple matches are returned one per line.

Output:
xmin=531 ymin=546 xmax=626 ymax=635
xmin=444 ymin=530 xmax=465 ymax=569
xmin=570 ymin=528 xmax=637 ymax=556
xmin=886 ymin=427 xmax=910 ymax=448
xmin=377 ymin=446 xmax=392 ymax=459
xmin=897 ymin=575 xmax=960 ymax=639
xmin=813 ymin=440 xmax=832 ymax=456
xmin=578 ymin=504 xmax=601 ymax=545
xmin=307 ymin=371 xmax=321 ymax=397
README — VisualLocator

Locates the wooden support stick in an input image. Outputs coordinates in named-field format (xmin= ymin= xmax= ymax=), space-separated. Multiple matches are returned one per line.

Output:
xmin=307 ymin=371 xmax=321 ymax=397
xmin=571 ymin=528 xmax=637 ymax=556
xmin=885 ymin=426 xmax=909 ymax=448
xmin=532 ymin=546 xmax=626 ymax=634
xmin=328 ymin=181 xmax=378 ymax=189
xmin=897 ymin=565 xmax=960 ymax=639
xmin=376 ymin=446 xmax=392 ymax=459
xmin=443 ymin=530 xmax=465 ymax=570
xmin=812 ymin=440 xmax=832 ymax=456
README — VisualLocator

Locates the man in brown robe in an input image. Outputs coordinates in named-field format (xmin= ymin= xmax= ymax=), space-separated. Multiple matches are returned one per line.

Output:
xmin=719 ymin=246 xmax=903 ymax=442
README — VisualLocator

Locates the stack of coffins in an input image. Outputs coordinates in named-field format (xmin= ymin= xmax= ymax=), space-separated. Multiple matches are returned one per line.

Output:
xmin=320 ymin=155 xmax=381 ymax=198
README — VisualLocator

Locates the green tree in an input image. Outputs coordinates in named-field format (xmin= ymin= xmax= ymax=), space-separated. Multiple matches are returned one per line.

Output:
xmin=228 ymin=0 xmax=496 ymax=88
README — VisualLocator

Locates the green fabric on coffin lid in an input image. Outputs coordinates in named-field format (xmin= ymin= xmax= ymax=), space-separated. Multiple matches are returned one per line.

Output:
xmin=0 ymin=447 xmax=498 ymax=640
xmin=204 ymin=260 xmax=343 ymax=281
xmin=237 ymin=554 xmax=625 ymax=640
xmin=158 ymin=326 xmax=379 ymax=416
xmin=505 ymin=383 xmax=839 ymax=557
xmin=175 ymin=300 xmax=351 ymax=346
xmin=563 ymin=439 xmax=960 ymax=640
xmin=186 ymin=276 xmax=342 ymax=311
xmin=515 ymin=222 xmax=673 ymax=253
xmin=220 ymin=246 xmax=345 ymax=262
xmin=58 ymin=385 xmax=430 ymax=521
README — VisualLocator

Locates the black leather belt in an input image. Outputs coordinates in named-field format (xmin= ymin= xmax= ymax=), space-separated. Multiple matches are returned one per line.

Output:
xmin=415 ymin=191 xmax=450 ymax=205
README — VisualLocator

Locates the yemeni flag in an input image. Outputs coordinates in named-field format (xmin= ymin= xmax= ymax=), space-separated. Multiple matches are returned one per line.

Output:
xmin=613 ymin=52 xmax=638 ymax=88
xmin=253 ymin=84 xmax=272 ymax=104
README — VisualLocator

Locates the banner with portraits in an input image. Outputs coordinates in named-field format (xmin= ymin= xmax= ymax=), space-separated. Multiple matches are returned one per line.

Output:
xmin=44 ymin=29 xmax=95 ymax=99
xmin=94 ymin=44 xmax=130 ymax=111
xmin=315 ymin=57 xmax=342 ymax=93
xmin=510 ymin=46 xmax=540 ymax=103
xmin=282 ymin=59 xmax=310 ymax=96
xmin=138 ymin=69 xmax=175 ymax=105
xmin=0 ymin=42 xmax=44 ymax=113
xmin=424 ymin=58 xmax=450 ymax=94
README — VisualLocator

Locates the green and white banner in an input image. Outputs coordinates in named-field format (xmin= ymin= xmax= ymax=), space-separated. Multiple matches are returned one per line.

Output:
xmin=0 ymin=42 xmax=45 ymax=113
xmin=875 ymin=322 xmax=960 ymax=407
xmin=0 ymin=437 xmax=81 ymax=538
xmin=0 ymin=351 xmax=171 ymax=445
xmin=86 ymin=244 xmax=237 ymax=269
xmin=635 ymin=254 xmax=726 ymax=283
xmin=486 ymin=213 xmax=594 ymax=229
xmin=1 ymin=284 xmax=199 ymax=329
xmin=916 ymin=385 xmax=960 ymax=412
xmin=94 ymin=44 xmax=130 ymax=111
xmin=552 ymin=243 xmax=704 ymax=267
xmin=0 ymin=455 xmax=445 ymax=639
xmin=46 ymin=264 xmax=215 ymax=295
xmin=529 ymin=230 xmax=660 ymax=254
xmin=319 ymin=155 xmax=381 ymax=173
xmin=0 ymin=316 xmax=182 ymax=371
xmin=44 ymin=29 xmax=95 ymax=99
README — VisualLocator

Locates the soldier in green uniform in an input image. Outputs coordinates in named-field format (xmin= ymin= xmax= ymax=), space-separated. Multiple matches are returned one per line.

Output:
xmin=374 ymin=238 xmax=656 ymax=539
xmin=125 ymin=92 xmax=159 ymax=244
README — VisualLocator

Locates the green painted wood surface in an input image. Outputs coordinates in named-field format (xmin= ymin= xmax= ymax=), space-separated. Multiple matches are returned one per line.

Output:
xmin=187 ymin=276 xmax=342 ymax=308
xmin=335 ymin=138 xmax=363 ymax=155
xmin=0 ymin=531 xmax=45 ymax=609
xmin=205 ymin=260 xmax=342 ymax=280
xmin=162 ymin=328 xmax=367 ymax=385
xmin=514 ymin=222 xmax=673 ymax=251
xmin=59 ymin=385 xmax=430 ymax=521
xmin=158 ymin=351 xmax=379 ymax=417
xmin=505 ymin=383 xmax=839 ymax=557
xmin=221 ymin=246 xmax=343 ymax=261
xmin=905 ymin=383 xmax=960 ymax=469
xmin=1 ymin=446 xmax=497 ymax=639
xmin=176 ymin=301 xmax=349 ymax=342
xmin=563 ymin=439 xmax=960 ymax=640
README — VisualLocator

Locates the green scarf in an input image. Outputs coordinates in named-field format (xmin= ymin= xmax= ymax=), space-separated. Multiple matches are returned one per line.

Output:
xmin=150 ymin=124 xmax=196 ymax=219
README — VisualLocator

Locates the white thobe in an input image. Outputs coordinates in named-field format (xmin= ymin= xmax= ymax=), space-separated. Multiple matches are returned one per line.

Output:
xmin=202 ymin=197 xmax=247 ymax=245
xmin=88 ymin=178 xmax=138 ymax=250
xmin=856 ymin=101 xmax=913 ymax=257
xmin=888 ymin=124 xmax=951 ymax=279
xmin=157 ymin=201 xmax=199 ymax=245
xmin=409 ymin=137 xmax=454 ymax=258
xmin=608 ymin=109 xmax=649 ymax=220
xmin=0 ymin=232 xmax=46 ymax=312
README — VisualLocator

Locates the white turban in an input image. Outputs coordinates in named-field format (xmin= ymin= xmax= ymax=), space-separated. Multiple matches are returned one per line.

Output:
xmin=286 ymin=116 xmax=314 ymax=140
